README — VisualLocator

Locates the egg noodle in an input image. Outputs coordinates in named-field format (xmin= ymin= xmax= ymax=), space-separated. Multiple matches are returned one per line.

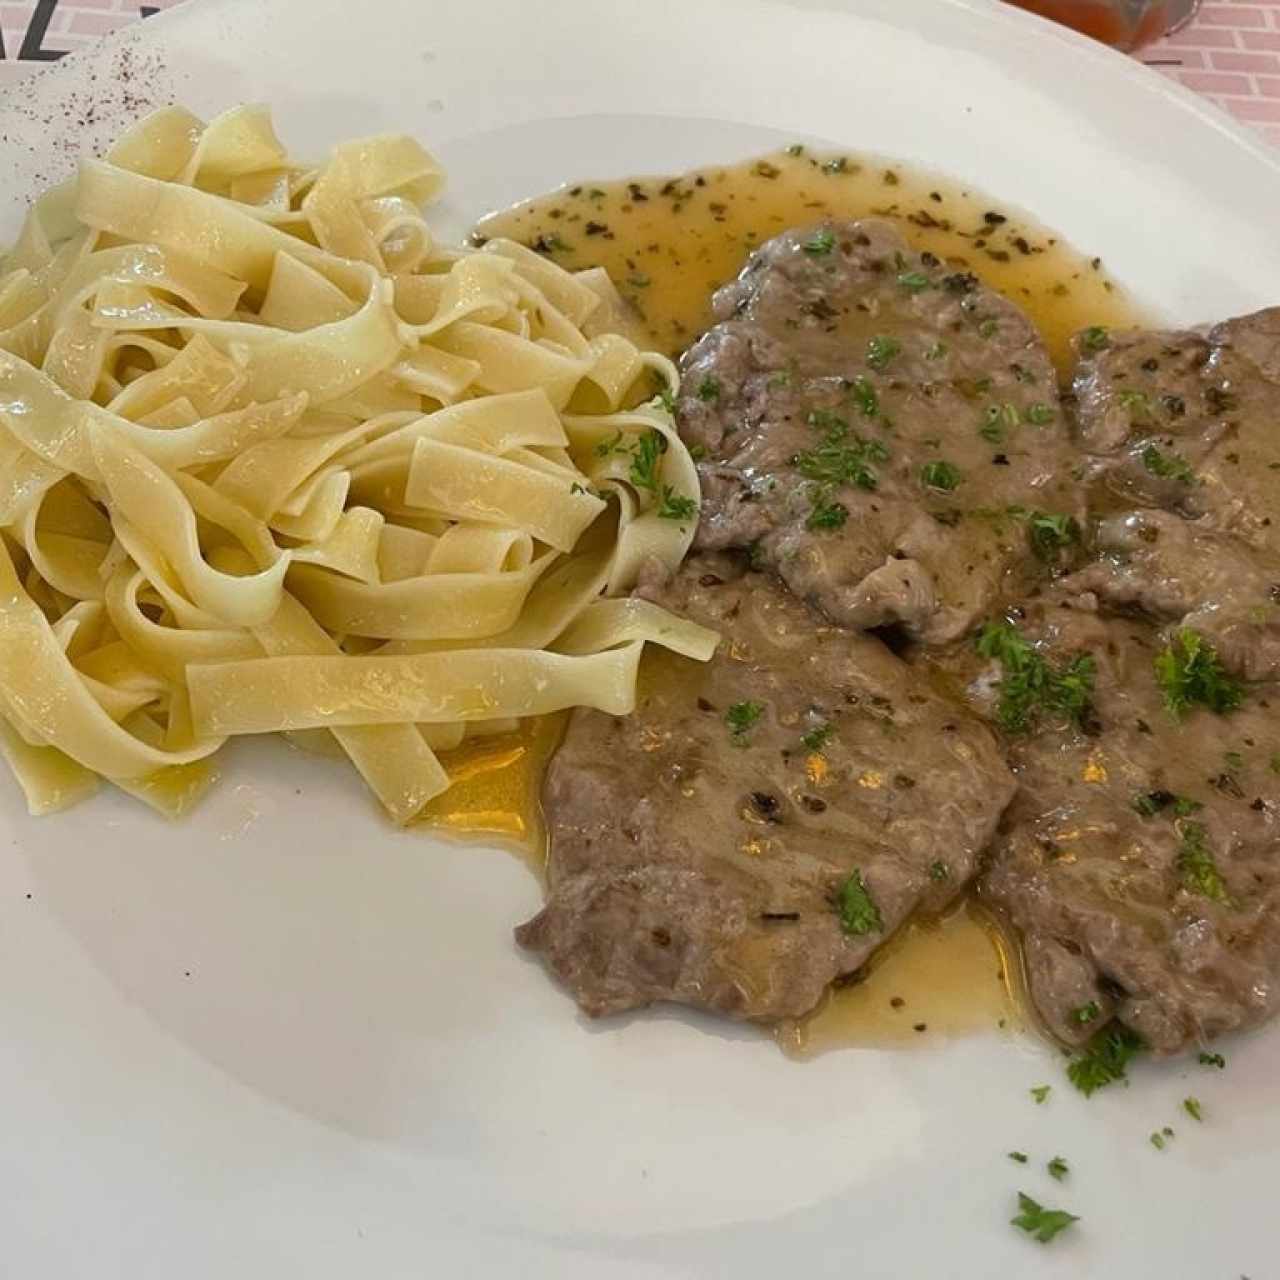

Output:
xmin=0 ymin=104 xmax=717 ymax=824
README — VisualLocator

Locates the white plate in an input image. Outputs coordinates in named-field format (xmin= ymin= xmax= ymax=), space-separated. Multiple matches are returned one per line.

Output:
xmin=3 ymin=2 xmax=1280 ymax=1276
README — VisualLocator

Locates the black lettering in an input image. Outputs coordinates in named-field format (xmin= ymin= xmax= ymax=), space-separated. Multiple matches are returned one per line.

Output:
xmin=19 ymin=0 xmax=69 ymax=62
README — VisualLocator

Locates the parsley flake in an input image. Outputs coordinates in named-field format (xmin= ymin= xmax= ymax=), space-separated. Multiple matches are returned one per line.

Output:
xmin=594 ymin=430 xmax=625 ymax=457
xmin=866 ymin=335 xmax=901 ymax=371
xmin=1155 ymin=628 xmax=1244 ymax=719
xmin=1142 ymin=443 xmax=1195 ymax=485
xmin=1198 ymin=1051 xmax=1226 ymax=1069
xmin=848 ymin=375 xmax=879 ymax=418
xmin=920 ymin=460 xmax=963 ymax=492
xmin=897 ymin=270 xmax=931 ymax=292
xmin=1183 ymin=1096 xmax=1204 ymax=1122
xmin=1031 ymin=1085 xmax=1051 ymax=1105
xmin=836 ymin=870 xmax=882 ymax=936
xmin=1080 ymin=325 xmax=1110 ymax=352
xmin=975 ymin=621 xmax=1096 ymax=734
xmin=1011 ymin=1193 xmax=1079 ymax=1245
xmin=1008 ymin=1151 xmax=1029 ymax=1164
xmin=801 ymin=722 xmax=834 ymax=753
xmin=1067 ymin=1023 xmax=1145 ymax=1097
xmin=1028 ymin=511 xmax=1080 ymax=561
xmin=1071 ymin=1002 xmax=1101 ymax=1026
xmin=657 ymin=487 xmax=698 ymax=521
xmin=696 ymin=376 xmax=722 ymax=403
xmin=806 ymin=493 xmax=849 ymax=530
xmin=1177 ymin=821 xmax=1232 ymax=905
xmin=803 ymin=228 xmax=836 ymax=256
xmin=1047 ymin=1157 xmax=1069 ymax=1182
xmin=1133 ymin=789 xmax=1202 ymax=818
xmin=628 ymin=430 xmax=668 ymax=494
xmin=726 ymin=700 xmax=765 ymax=744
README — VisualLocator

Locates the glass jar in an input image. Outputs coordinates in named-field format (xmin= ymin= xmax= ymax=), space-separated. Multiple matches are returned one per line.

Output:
xmin=1004 ymin=0 xmax=1202 ymax=52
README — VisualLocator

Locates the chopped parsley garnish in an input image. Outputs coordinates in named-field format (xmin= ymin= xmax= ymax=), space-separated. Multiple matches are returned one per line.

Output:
xmin=929 ymin=860 xmax=950 ymax=882
xmin=801 ymin=722 xmax=834 ymax=753
xmin=1176 ymin=821 xmax=1232 ymax=904
xmin=803 ymin=228 xmax=836 ymax=256
xmin=979 ymin=410 xmax=1006 ymax=444
xmin=653 ymin=380 xmax=677 ymax=414
xmin=1025 ymin=403 xmax=1056 ymax=425
xmin=1067 ymin=1023 xmax=1145 ymax=1097
xmin=979 ymin=403 xmax=1020 ymax=443
xmin=920 ymin=460 xmax=963 ymax=492
xmin=866 ymin=334 xmax=901 ymax=370
xmin=1150 ymin=1131 xmax=1169 ymax=1151
xmin=688 ymin=443 xmax=707 ymax=461
xmin=1183 ymin=1096 xmax=1204 ymax=1122
xmin=1028 ymin=511 xmax=1080 ymax=561
xmin=1141 ymin=443 xmax=1195 ymax=485
xmin=806 ymin=408 xmax=847 ymax=432
xmin=925 ymin=341 xmax=947 ymax=361
xmin=1133 ymin=789 xmax=1202 ymax=819
xmin=806 ymin=495 xmax=849 ymax=530
xmin=768 ymin=370 xmax=792 ymax=389
xmin=1117 ymin=388 xmax=1151 ymax=418
xmin=1198 ymin=1051 xmax=1226 ymax=1069
xmin=1070 ymin=1002 xmax=1100 ymax=1026
xmin=726 ymin=700 xmax=765 ymax=744
xmin=1080 ymin=325 xmax=1110 ymax=352
xmin=595 ymin=430 xmax=625 ymax=457
xmin=977 ymin=317 xmax=1000 ymax=339
xmin=1011 ymin=1193 xmax=1079 ymax=1245
xmin=628 ymin=430 xmax=668 ymax=494
xmin=1047 ymin=1157 xmax=1069 ymax=1182
xmin=657 ymin=488 xmax=698 ymax=521
xmin=1154 ymin=628 xmax=1244 ymax=718
xmin=848 ymin=376 xmax=879 ymax=418
xmin=792 ymin=415 xmax=890 ymax=492
xmin=1008 ymin=1151 xmax=1029 ymax=1164
xmin=836 ymin=870 xmax=882 ymax=936
xmin=975 ymin=621 xmax=1096 ymax=734
xmin=1030 ymin=1085 xmax=1051 ymax=1105
xmin=696 ymin=376 xmax=722 ymax=403
xmin=897 ymin=270 xmax=931 ymax=292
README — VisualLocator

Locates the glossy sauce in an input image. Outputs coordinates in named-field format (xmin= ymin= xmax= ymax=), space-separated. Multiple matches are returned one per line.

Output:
xmin=415 ymin=714 xmax=566 ymax=872
xmin=445 ymin=148 xmax=1147 ymax=1050
xmin=476 ymin=145 xmax=1146 ymax=374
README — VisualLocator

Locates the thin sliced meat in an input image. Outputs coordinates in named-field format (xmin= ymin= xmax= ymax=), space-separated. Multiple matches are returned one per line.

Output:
xmin=677 ymin=218 xmax=1082 ymax=645
xmin=517 ymin=553 xmax=1015 ymax=1021
xmin=1070 ymin=307 xmax=1280 ymax=555
xmin=934 ymin=601 xmax=1280 ymax=1054
xmin=1061 ymin=509 xmax=1280 ymax=680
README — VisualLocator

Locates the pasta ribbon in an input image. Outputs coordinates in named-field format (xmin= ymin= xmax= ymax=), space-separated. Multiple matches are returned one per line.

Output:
xmin=0 ymin=105 xmax=710 ymax=824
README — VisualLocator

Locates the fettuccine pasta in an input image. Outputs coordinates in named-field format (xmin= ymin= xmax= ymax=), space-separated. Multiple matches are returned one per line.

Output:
xmin=0 ymin=104 xmax=716 ymax=825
